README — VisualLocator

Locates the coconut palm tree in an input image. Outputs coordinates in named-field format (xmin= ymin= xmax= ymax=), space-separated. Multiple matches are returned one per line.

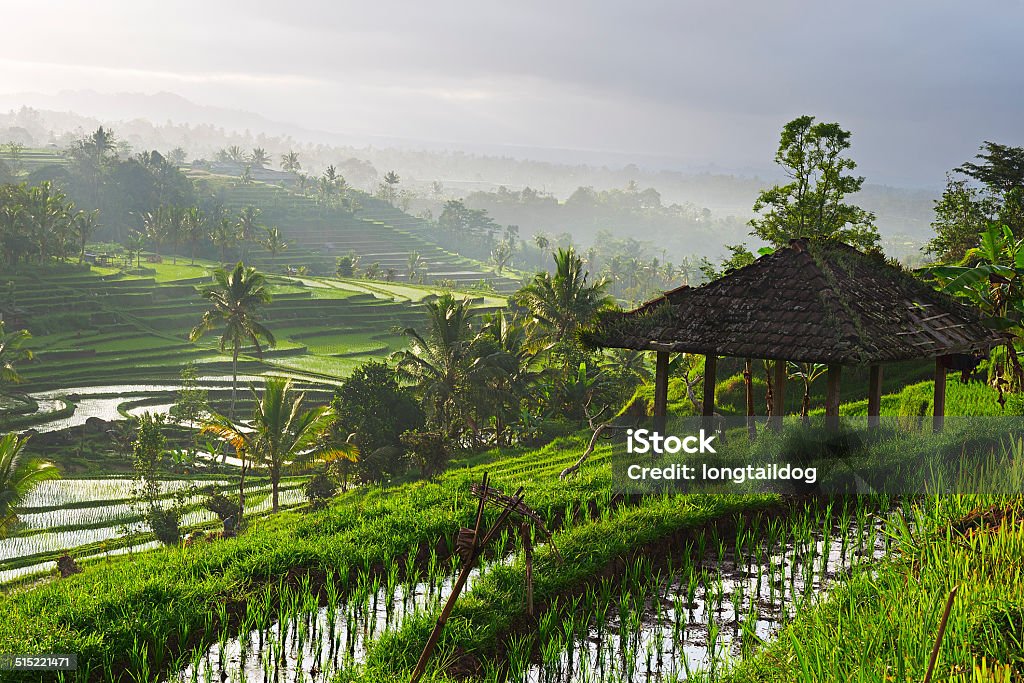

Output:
xmin=393 ymin=294 xmax=476 ymax=436
xmin=280 ymin=151 xmax=301 ymax=173
xmin=72 ymin=209 xmax=99 ymax=264
xmin=190 ymin=262 xmax=276 ymax=418
xmin=250 ymin=378 xmax=347 ymax=511
xmin=472 ymin=311 xmax=547 ymax=445
xmin=209 ymin=216 xmax=238 ymax=264
xmin=236 ymin=206 xmax=263 ymax=259
xmin=248 ymin=148 xmax=271 ymax=169
xmin=0 ymin=322 xmax=33 ymax=390
xmin=261 ymin=227 xmax=288 ymax=259
xmin=0 ymin=434 xmax=58 ymax=537
xmin=513 ymin=246 xmax=614 ymax=367
xmin=203 ymin=378 xmax=354 ymax=513
xmin=142 ymin=209 xmax=166 ymax=261
xmin=182 ymin=207 xmax=206 ymax=265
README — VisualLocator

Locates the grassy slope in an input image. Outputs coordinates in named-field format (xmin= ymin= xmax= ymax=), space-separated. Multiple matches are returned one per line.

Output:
xmin=725 ymin=496 xmax=1024 ymax=683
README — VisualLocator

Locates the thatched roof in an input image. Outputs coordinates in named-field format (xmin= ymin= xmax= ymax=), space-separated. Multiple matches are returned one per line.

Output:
xmin=586 ymin=239 xmax=1003 ymax=365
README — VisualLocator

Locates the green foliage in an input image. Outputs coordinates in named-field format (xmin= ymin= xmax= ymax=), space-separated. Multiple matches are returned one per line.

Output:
xmin=399 ymin=428 xmax=449 ymax=480
xmin=330 ymin=360 xmax=424 ymax=454
xmin=749 ymin=115 xmax=879 ymax=250
xmin=303 ymin=473 xmax=337 ymax=508
xmin=0 ymin=321 xmax=33 ymax=389
xmin=514 ymin=246 xmax=614 ymax=371
xmin=0 ymin=433 xmax=58 ymax=537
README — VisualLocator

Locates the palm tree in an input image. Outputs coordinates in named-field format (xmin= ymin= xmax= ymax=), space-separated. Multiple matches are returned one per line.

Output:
xmin=393 ymin=294 xmax=476 ymax=436
xmin=261 ymin=227 xmax=288 ymax=259
xmin=0 ymin=322 xmax=33 ymax=390
xmin=280 ymin=151 xmax=301 ymax=173
xmin=190 ymin=263 xmax=276 ymax=418
xmin=407 ymin=250 xmax=424 ymax=281
xmin=209 ymin=216 xmax=239 ymax=264
xmin=249 ymin=148 xmax=271 ymax=169
xmin=72 ymin=209 xmax=99 ymax=264
xmin=182 ymin=207 xmax=206 ymax=265
xmin=142 ymin=209 xmax=166 ymax=261
xmin=513 ymin=247 xmax=614 ymax=366
xmin=125 ymin=230 xmax=146 ymax=270
xmin=0 ymin=434 xmax=59 ymax=537
xmin=236 ymin=206 xmax=263 ymax=259
xmin=249 ymin=378 xmax=347 ymax=511
xmin=472 ymin=311 xmax=546 ymax=445
xmin=165 ymin=206 xmax=185 ymax=265
xmin=224 ymin=145 xmax=245 ymax=163
xmin=203 ymin=379 xmax=354 ymax=514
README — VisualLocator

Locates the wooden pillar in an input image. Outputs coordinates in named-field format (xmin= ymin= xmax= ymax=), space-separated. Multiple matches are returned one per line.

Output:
xmin=654 ymin=350 xmax=669 ymax=433
xmin=934 ymin=357 xmax=946 ymax=433
xmin=703 ymin=354 xmax=717 ymax=417
xmin=867 ymin=364 xmax=883 ymax=429
xmin=825 ymin=364 xmax=842 ymax=430
xmin=771 ymin=360 xmax=787 ymax=430
xmin=521 ymin=522 xmax=534 ymax=617
xmin=744 ymin=358 xmax=756 ymax=440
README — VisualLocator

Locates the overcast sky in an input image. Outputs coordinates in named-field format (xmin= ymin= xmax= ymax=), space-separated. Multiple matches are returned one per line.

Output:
xmin=2 ymin=0 xmax=1021 ymax=186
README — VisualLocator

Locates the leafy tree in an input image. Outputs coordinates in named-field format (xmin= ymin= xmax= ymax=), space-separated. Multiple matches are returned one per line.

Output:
xmin=927 ymin=174 xmax=995 ymax=262
xmin=0 ymin=434 xmax=58 ymax=537
xmin=958 ymin=142 xmax=1024 ymax=194
xmin=131 ymin=413 xmax=183 ymax=545
xmin=698 ymin=243 xmax=759 ymax=281
xmin=170 ymin=361 xmax=209 ymax=432
xmin=329 ymin=360 xmax=424 ymax=455
xmin=749 ymin=115 xmax=878 ymax=250
xmin=0 ymin=321 xmax=33 ymax=390
xmin=189 ymin=262 xmax=276 ymax=418
xmin=400 ymin=429 xmax=449 ymax=480
xmin=335 ymin=254 xmax=358 ymax=278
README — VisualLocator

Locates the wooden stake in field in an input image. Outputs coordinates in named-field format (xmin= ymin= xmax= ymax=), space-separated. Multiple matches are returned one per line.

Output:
xmin=923 ymin=585 xmax=958 ymax=683
xmin=410 ymin=474 xmax=558 ymax=683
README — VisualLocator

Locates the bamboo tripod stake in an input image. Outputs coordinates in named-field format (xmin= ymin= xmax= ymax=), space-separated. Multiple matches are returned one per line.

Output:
xmin=409 ymin=474 xmax=525 ymax=683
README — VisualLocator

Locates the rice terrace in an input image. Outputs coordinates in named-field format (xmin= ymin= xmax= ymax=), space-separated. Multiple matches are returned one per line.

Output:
xmin=2 ymin=4 xmax=1024 ymax=682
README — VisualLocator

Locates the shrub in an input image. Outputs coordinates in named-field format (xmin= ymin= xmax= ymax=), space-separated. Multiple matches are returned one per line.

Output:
xmin=303 ymin=473 xmax=337 ymax=509
xmin=146 ymin=505 xmax=182 ymax=546
xmin=401 ymin=429 xmax=449 ymax=480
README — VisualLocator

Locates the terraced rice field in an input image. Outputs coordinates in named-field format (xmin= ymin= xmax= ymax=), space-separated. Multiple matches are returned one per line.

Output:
xmin=0 ymin=262 xmax=504 ymax=412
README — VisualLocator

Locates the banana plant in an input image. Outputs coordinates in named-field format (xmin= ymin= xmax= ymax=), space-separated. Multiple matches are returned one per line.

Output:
xmin=924 ymin=223 xmax=1024 ymax=391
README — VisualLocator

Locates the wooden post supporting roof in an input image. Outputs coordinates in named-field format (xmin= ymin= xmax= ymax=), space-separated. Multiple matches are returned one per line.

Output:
xmin=771 ymin=360 xmax=787 ymax=430
xmin=825 ymin=364 xmax=842 ymax=430
xmin=654 ymin=350 xmax=669 ymax=433
xmin=703 ymin=354 xmax=717 ymax=417
xmin=744 ymin=358 xmax=756 ymax=440
xmin=867 ymin=364 xmax=883 ymax=429
xmin=934 ymin=357 xmax=946 ymax=433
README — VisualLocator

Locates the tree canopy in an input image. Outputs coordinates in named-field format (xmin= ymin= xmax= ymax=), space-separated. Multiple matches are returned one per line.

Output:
xmin=749 ymin=115 xmax=878 ymax=251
